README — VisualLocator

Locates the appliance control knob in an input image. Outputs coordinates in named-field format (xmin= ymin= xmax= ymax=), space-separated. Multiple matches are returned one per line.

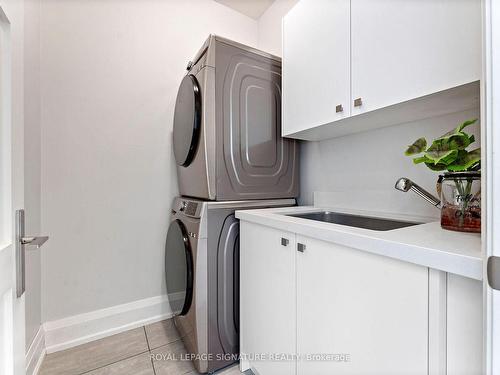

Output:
xmin=186 ymin=61 xmax=193 ymax=71
xmin=180 ymin=201 xmax=187 ymax=211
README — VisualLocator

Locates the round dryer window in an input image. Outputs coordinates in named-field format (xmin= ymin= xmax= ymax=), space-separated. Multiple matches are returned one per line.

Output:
xmin=173 ymin=74 xmax=202 ymax=167
xmin=165 ymin=219 xmax=193 ymax=316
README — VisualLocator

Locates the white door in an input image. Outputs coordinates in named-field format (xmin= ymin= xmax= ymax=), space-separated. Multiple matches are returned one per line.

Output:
xmin=282 ymin=0 xmax=350 ymax=136
xmin=239 ymin=222 xmax=296 ymax=375
xmin=484 ymin=0 xmax=500 ymax=373
xmin=0 ymin=6 xmax=25 ymax=375
xmin=296 ymin=235 xmax=428 ymax=375
xmin=351 ymin=0 xmax=481 ymax=116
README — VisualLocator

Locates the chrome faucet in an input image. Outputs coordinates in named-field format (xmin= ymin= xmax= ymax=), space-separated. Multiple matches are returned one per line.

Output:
xmin=395 ymin=177 xmax=441 ymax=208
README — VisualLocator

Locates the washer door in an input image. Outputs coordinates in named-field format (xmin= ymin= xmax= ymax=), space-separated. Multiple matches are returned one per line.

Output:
xmin=173 ymin=74 xmax=202 ymax=167
xmin=217 ymin=214 xmax=240 ymax=354
xmin=165 ymin=219 xmax=194 ymax=316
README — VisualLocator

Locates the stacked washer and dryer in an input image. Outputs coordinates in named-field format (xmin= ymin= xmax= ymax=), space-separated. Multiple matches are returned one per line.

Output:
xmin=165 ymin=35 xmax=299 ymax=374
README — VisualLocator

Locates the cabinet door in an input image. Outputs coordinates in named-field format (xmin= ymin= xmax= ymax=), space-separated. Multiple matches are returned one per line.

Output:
xmin=240 ymin=222 xmax=296 ymax=375
xmin=296 ymin=235 xmax=428 ymax=375
xmin=447 ymin=274 xmax=483 ymax=375
xmin=283 ymin=0 xmax=350 ymax=136
xmin=351 ymin=0 xmax=481 ymax=115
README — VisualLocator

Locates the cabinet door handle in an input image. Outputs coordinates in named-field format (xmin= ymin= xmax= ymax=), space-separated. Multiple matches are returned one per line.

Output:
xmin=335 ymin=104 xmax=343 ymax=113
xmin=354 ymin=98 xmax=363 ymax=107
xmin=488 ymin=256 xmax=500 ymax=290
xmin=297 ymin=243 xmax=306 ymax=253
xmin=281 ymin=238 xmax=289 ymax=246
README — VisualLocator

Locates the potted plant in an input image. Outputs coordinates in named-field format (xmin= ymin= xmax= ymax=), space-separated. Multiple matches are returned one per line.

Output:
xmin=405 ymin=119 xmax=481 ymax=233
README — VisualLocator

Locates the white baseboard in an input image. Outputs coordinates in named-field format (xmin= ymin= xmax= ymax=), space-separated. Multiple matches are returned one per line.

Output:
xmin=43 ymin=293 xmax=183 ymax=354
xmin=26 ymin=326 xmax=46 ymax=375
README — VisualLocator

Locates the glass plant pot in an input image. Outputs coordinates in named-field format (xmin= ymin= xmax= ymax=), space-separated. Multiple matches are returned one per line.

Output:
xmin=438 ymin=172 xmax=481 ymax=233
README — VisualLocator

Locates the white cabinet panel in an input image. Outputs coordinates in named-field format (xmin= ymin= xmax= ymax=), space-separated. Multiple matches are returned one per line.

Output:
xmin=351 ymin=0 xmax=481 ymax=115
xmin=240 ymin=222 xmax=296 ymax=375
xmin=283 ymin=0 xmax=350 ymax=136
xmin=296 ymin=235 xmax=429 ymax=375
xmin=447 ymin=274 xmax=483 ymax=375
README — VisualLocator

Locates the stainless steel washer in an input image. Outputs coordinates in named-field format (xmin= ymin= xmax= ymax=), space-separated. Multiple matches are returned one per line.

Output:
xmin=172 ymin=35 xmax=299 ymax=201
xmin=165 ymin=197 xmax=295 ymax=373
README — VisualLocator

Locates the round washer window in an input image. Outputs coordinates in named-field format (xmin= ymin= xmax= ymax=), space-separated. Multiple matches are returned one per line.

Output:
xmin=165 ymin=219 xmax=193 ymax=316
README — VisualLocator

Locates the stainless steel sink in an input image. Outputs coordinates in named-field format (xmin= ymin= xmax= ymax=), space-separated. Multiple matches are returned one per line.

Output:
xmin=286 ymin=211 xmax=421 ymax=231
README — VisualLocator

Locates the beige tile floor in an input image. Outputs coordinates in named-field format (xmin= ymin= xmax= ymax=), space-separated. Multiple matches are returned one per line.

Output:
xmin=39 ymin=319 xmax=250 ymax=375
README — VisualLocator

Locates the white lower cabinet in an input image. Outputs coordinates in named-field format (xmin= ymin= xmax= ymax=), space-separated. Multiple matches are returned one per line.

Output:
xmin=296 ymin=235 xmax=428 ymax=375
xmin=239 ymin=222 xmax=296 ymax=375
xmin=240 ymin=222 xmax=483 ymax=375
xmin=446 ymin=274 xmax=483 ymax=375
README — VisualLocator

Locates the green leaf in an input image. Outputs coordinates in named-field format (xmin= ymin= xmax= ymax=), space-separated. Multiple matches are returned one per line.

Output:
xmin=405 ymin=138 xmax=427 ymax=156
xmin=455 ymin=118 xmax=477 ymax=133
xmin=413 ymin=156 xmax=430 ymax=164
xmin=432 ymin=119 xmax=477 ymax=151
xmin=425 ymin=149 xmax=459 ymax=165
xmin=404 ymin=118 xmax=480 ymax=173
xmin=447 ymin=148 xmax=481 ymax=171
xmin=425 ymin=162 xmax=448 ymax=171
xmin=431 ymin=132 xmax=473 ymax=151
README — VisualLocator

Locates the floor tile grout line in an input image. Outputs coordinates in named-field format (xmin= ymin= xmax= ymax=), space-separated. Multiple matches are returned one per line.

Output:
xmin=76 ymin=349 xmax=151 ymax=375
xmin=144 ymin=326 xmax=152 ymax=351
xmin=75 ymin=327 xmax=152 ymax=375
xmin=149 ymin=337 xmax=183 ymax=352
xmin=46 ymin=319 xmax=182 ymax=375
xmin=150 ymin=352 xmax=157 ymax=375
xmin=144 ymin=325 xmax=157 ymax=375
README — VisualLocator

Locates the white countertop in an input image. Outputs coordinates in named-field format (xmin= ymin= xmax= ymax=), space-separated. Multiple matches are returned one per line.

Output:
xmin=235 ymin=206 xmax=482 ymax=280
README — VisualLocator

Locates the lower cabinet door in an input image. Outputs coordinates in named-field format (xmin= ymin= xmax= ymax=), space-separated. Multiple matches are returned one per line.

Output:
xmin=240 ymin=222 xmax=296 ymax=375
xmin=296 ymin=235 xmax=429 ymax=375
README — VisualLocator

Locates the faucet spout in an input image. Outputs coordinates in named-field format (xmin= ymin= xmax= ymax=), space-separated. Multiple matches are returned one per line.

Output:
xmin=395 ymin=177 xmax=441 ymax=208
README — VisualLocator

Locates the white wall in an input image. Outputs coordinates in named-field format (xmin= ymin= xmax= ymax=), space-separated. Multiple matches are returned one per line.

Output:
xmin=258 ymin=0 xmax=481 ymax=218
xmin=24 ymin=0 xmax=41 ymax=350
xmin=257 ymin=0 xmax=298 ymax=56
xmin=300 ymin=109 xmax=480 ymax=216
xmin=40 ymin=0 xmax=258 ymax=322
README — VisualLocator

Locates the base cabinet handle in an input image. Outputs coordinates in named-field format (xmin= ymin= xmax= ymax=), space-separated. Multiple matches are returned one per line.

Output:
xmin=281 ymin=238 xmax=289 ymax=246
xmin=488 ymin=256 xmax=500 ymax=290
xmin=297 ymin=243 xmax=306 ymax=253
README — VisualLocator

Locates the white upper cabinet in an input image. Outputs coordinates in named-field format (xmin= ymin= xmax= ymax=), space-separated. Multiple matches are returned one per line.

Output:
xmin=282 ymin=0 xmax=481 ymax=140
xmin=350 ymin=0 xmax=481 ymax=116
xmin=283 ymin=0 xmax=350 ymax=136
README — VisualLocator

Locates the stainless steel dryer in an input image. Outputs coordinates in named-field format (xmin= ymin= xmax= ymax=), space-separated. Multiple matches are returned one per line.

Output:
xmin=172 ymin=35 xmax=299 ymax=201
xmin=165 ymin=197 xmax=295 ymax=374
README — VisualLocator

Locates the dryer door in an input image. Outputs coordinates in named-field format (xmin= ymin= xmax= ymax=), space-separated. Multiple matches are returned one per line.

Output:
xmin=217 ymin=214 xmax=240 ymax=354
xmin=173 ymin=74 xmax=202 ymax=167
xmin=165 ymin=219 xmax=194 ymax=316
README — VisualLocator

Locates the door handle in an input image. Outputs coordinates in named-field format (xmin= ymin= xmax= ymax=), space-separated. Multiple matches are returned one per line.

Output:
xmin=21 ymin=236 xmax=49 ymax=248
xmin=16 ymin=209 xmax=49 ymax=298
xmin=488 ymin=256 xmax=500 ymax=291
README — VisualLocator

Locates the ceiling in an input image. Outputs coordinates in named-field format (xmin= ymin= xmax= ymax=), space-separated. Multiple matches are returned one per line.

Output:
xmin=214 ymin=0 xmax=276 ymax=20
